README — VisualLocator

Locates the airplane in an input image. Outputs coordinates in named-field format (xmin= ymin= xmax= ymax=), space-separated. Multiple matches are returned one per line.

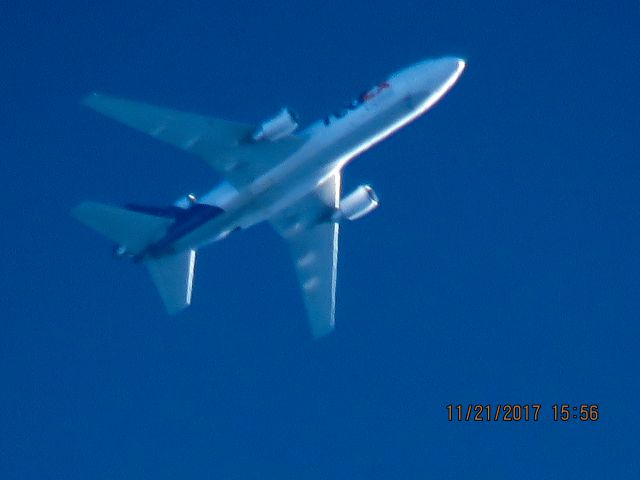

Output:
xmin=72 ymin=56 xmax=466 ymax=338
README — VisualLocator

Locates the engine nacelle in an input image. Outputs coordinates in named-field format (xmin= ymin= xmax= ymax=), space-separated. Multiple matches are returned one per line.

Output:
xmin=251 ymin=107 xmax=299 ymax=141
xmin=332 ymin=185 xmax=379 ymax=222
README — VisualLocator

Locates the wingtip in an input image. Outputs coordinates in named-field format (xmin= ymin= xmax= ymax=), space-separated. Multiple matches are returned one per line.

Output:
xmin=81 ymin=92 xmax=101 ymax=107
xmin=164 ymin=303 xmax=190 ymax=316
xmin=70 ymin=201 xmax=90 ymax=220
xmin=311 ymin=322 xmax=335 ymax=339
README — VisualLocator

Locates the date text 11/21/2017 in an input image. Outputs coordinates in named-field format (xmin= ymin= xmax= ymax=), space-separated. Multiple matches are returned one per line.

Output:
xmin=446 ymin=404 xmax=600 ymax=422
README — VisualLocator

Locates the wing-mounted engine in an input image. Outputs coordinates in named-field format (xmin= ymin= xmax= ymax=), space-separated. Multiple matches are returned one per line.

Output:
xmin=251 ymin=107 xmax=299 ymax=141
xmin=332 ymin=185 xmax=379 ymax=222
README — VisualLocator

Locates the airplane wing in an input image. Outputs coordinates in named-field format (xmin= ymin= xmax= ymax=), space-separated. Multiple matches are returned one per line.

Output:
xmin=83 ymin=93 xmax=305 ymax=189
xmin=270 ymin=174 xmax=341 ymax=338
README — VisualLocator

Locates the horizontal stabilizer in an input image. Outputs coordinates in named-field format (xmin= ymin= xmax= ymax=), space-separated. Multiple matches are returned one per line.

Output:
xmin=72 ymin=201 xmax=172 ymax=255
xmin=145 ymin=249 xmax=196 ymax=314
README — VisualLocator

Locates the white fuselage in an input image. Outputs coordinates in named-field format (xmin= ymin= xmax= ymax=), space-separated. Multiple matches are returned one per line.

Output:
xmin=170 ymin=57 xmax=466 ymax=253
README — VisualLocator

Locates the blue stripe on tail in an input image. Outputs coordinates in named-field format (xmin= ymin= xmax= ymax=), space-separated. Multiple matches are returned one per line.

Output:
xmin=126 ymin=203 xmax=225 ymax=259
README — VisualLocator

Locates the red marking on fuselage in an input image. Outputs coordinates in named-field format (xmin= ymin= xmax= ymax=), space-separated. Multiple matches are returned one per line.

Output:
xmin=363 ymin=81 xmax=391 ymax=101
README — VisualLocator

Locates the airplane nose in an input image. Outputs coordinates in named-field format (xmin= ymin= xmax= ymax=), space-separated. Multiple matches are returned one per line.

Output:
xmin=437 ymin=57 xmax=466 ymax=76
xmin=417 ymin=56 xmax=465 ymax=91
xmin=391 ymin=56 xmax=465 ymax=103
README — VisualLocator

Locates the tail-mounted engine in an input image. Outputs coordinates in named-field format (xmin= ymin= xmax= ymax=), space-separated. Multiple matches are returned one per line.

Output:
xmin=251 ymin=108 xmax=299 ymax=141
xmin=173 ymin=193 xmax=198 ymax=208
xmin=332 ymin=185 xmax=379 ymax=222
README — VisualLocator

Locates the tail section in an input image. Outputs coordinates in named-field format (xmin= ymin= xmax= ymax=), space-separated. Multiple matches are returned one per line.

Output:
xmin=145 ymin=249 xmax=196 ymax=314
xmin=71 ymin=201 xmax=172 ymax=255
xmin=73 ymin=201 xmax=197 ymax=314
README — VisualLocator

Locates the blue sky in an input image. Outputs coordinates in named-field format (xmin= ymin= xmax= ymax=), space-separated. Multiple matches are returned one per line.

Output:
xmin=2 ymin=1 xmax=639 ymax=478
